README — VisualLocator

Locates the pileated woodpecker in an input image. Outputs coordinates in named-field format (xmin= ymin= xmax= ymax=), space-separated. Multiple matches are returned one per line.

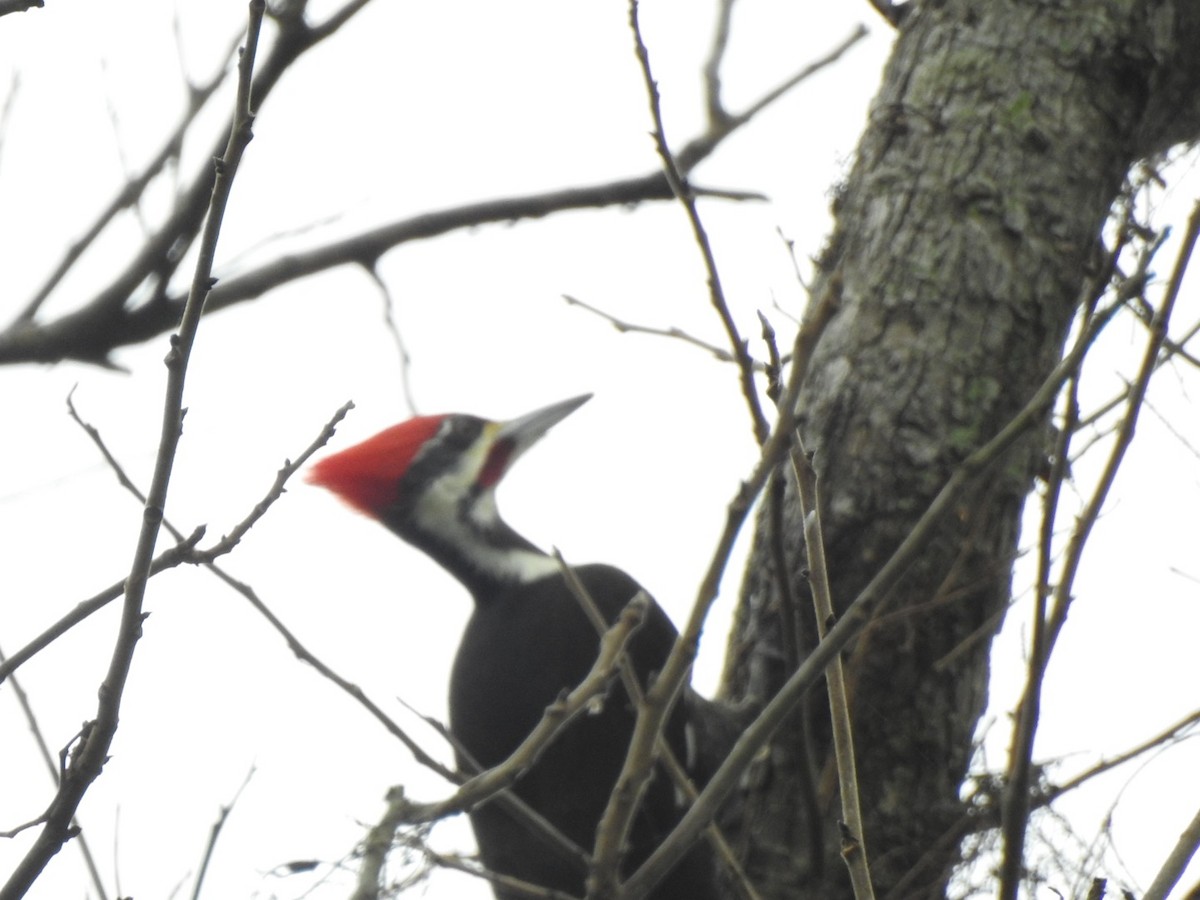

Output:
xmin=308 ymin=395 xmax=720 ymax=900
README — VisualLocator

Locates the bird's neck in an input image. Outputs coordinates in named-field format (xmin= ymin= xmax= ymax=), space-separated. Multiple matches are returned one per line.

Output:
xmin=387 ymin=501 xmax=560 ymax=603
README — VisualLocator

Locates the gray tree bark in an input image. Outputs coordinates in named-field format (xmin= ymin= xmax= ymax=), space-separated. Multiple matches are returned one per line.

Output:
xmin=721 ymin=2 xmax=1200 ymax=897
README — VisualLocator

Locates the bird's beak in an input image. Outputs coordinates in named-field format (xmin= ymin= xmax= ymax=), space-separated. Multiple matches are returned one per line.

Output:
xmin=496 ymin=394 xmax=592 ymax=456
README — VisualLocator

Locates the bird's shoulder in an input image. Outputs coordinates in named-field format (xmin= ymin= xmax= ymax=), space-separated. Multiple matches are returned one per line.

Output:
xmin=517 ymin=562 xmax=677 ymax=639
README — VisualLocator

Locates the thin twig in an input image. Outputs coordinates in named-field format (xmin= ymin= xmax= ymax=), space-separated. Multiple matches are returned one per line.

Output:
xmin=996 ymin=206 xmax=1169 ymax=900
xmin=788 ymin=444 xmax=875 ymax=899
xmin=0 ymin=645 xmax=108 ymax=900
xmin=1051 ymin=709 xmax=1200 ymax=801
xmin=1001 ymin=206 xmax=1199 ymax=899
xmin=190 ymin=767 xmax=256 ymax=900
xmin=630 ymin=0 xmax=768 ymax=445
xmin=996 ymin=297 xmax=1089 ymax=899
xmin=0 ymin=529 xmax=204 ymax=685
xmin=364 ymin=263 xmax=419 ymax=415
xmin=701 ymin=0 xmax=736 ymax=126
xmin=673 ymin=26 xmax=868 ymax=173
xmin=13 ymin=33 xmax=241 ymax=324
xmin=0 ymin=72 xmax=21 ymax=175
xmin=563 ymin=293 xmax=766 ymax=370
xmin=416 ymin=848 xmax=577 ymax=900
xmin=0 ymin=390 xmax=350 ymax=687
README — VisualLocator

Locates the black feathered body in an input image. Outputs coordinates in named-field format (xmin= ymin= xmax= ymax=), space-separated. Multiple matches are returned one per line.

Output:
xmin=450 ymin=564 xmax=718 ymax=900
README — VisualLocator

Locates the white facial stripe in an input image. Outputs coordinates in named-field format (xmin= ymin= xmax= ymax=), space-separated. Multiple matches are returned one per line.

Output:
xmin=411 ymin=435 xmax=559 ymax=583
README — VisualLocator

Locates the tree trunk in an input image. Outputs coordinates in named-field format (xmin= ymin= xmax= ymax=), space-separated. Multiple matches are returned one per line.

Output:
xmin=720 ymin=2 xmax=1200 ymax=897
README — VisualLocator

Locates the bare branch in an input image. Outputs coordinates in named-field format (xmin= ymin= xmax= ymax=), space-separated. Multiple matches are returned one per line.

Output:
xmin=563 ymin=293 xmax=766 ymax=370
xmin=0 ymin=6 xmax=265 ymax=891
xmin=0 ymin=645 xmax=108 ymax=900
xmin=190 ymin=767 xmax=256 ymax=900
xmin=0 ymin=394 xmax=352 ymax=688
xmin=0 ymin=527 xmax=203 ymax=686
xmin=0 ymin=2 xmax=855 ymax=368
xmin=365 ymin=263 xmax=419 ymax=416
xmin=674 ymin=25 xmax=869 ymax=173
xmin=629 ymin=0 xmax=768 ymax=445
xmin=701 ymin=0 xmax=736 ymax=126
xmin=0 ymin=0 xmax=372 ymax=366
xmin=414 ymin=847 xmax=578 ymax=900
xmin=788 ymin=444 xmax=875 ymax=899
xmin=1049 ymin=708 xmax=1200 ymax=802
xmin=0 ymin=0 xmax=42 ymax=18
xmin=1123 ymin=806 xmax=1200 ymax=897
xmin=12 ymin=32 xmax=242 ymax=324
xmin=0 ymin=174 xmax=759 ymax=367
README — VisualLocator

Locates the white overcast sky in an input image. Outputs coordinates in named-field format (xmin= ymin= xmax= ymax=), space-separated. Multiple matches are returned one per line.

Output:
xmin=1 ymin=2 xmax=1198 ymax=899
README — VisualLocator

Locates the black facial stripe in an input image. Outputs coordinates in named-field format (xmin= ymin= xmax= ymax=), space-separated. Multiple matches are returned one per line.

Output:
xmin=389 ymin=415 xmax=487 ymax=518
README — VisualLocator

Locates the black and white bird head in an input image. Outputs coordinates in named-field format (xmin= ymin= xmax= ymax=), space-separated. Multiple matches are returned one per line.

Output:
xmin=308 ymin=394 xmax=591 ymax=595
